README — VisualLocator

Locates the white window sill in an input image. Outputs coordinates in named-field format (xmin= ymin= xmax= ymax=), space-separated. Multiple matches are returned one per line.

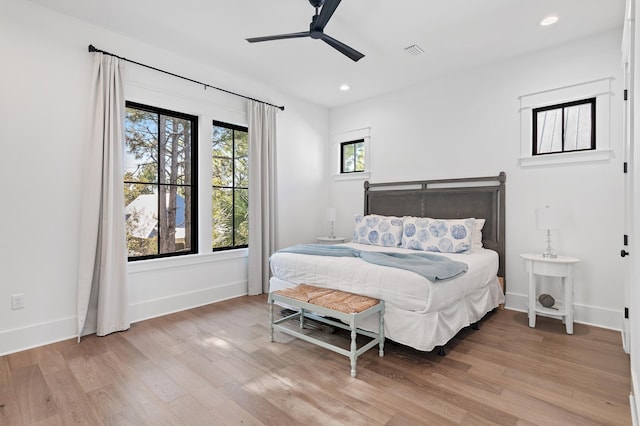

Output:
xmin=128 ymin=248 xmax=248 ymax=274
xmin=519 ymin=149 xmax=614 ymax=167
xmin=333 ymin=171 xmax=371 ymax=181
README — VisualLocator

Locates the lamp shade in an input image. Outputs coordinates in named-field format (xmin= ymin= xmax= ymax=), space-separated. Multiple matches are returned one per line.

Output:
xmin=327 ymin=207 xmax=337 ymax=222
xmin=536 ymin=206 xmax=561 ymax=230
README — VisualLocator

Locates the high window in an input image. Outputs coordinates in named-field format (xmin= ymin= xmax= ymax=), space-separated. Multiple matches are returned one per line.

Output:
xmin=532 ymin=98 xmax=596 ymax=155
xmin=212 ymin=121 xmax=249 ymax=251
xmin=340 ymin=139 xmax=365 ymax=173
xmin=124 ymin=102 xmax=198 ymax=260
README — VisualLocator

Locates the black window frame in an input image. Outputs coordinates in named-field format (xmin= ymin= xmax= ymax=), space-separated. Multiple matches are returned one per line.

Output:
xmin=340 ymin=139 xmax=366 ymax=173
xmin=532 ymin=97 xmax=596 ymax=156
xmin=124 ymin=101 xmax=198 ymax=261
xmin=212 ymin=120 xmax=249 ymax=252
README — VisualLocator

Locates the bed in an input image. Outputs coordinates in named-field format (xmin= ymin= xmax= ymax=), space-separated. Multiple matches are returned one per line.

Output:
xmin=269 ymin=172 xmax=506 ymax=352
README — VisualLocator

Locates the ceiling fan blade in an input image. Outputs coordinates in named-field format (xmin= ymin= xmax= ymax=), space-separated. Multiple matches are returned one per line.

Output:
xmin=321 ymin=33 xmax=364 ymax=62
xmin=246 ymin=31 xmax=310 ymax=43
xmin=313 ymin=0 xmax=341 ymax=31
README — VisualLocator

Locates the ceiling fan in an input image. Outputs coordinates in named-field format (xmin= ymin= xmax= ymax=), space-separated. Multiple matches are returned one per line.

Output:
xmin=246 ymin=0 xmax=364 ymax=62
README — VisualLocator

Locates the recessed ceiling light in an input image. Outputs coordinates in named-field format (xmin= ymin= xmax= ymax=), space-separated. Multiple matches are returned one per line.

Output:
xmin=540 ymin=15 xmax=559 ymax=26
xmin=339 ymin=84 xmax=350 ymax=91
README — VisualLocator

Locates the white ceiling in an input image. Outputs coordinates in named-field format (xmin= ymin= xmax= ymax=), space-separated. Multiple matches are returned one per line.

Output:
xmin=29 ymin=0 xmax=625 ymax=109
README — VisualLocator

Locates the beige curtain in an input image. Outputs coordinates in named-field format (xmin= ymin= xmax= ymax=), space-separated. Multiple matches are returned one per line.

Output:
xmin=77 ymin=53 xmax=129 ymax=338
xmin=247 ymin=100 xmax=278 ymax=295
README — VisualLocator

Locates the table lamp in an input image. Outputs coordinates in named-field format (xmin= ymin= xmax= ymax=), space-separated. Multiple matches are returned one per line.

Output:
xmin=327 ymin=207 xmax=337 ymax=239
xmin=536 ymin=205 xmax=561 ymax=258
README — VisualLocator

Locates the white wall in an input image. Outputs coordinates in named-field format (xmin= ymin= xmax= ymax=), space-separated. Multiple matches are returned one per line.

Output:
xmin=329 ymin=29 xmax=625 ymax=330
xmin=0 ymin=0 xmax=329 ymax=355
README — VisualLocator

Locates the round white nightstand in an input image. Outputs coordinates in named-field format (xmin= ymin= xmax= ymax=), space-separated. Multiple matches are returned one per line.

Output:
xmin=520 ymin=253 xmax=580 ymax=334
xmin=317 ymin=236 xmax=346 ymax=244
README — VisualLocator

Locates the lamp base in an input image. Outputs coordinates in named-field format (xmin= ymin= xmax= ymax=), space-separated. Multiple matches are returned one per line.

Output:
xmin=542 ymin=229 xmax=557 ymax=259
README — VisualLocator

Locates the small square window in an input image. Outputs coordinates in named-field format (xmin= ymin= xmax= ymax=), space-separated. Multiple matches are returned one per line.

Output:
xmin=340 ymin=139 xmax=365 ymax=173
xmin=532 ymin=98 xmax=596 ymax=155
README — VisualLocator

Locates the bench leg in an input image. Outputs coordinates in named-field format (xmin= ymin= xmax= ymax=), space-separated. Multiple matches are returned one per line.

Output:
xmin=378 ymin=309 xmax=385 ymax=357
xmin=350 ymin=327 xmax=357 ymax=378
xmin=268 ymin=297 xmax=274 ymax=342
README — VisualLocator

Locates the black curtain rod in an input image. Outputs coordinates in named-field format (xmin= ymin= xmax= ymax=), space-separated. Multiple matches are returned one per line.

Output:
xmin=88 ymin=44 xmax=285 ymax=111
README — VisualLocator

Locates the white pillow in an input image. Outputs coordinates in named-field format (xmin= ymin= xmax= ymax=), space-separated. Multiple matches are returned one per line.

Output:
xmin=401 ymin=217 xmax=475 ymax=253
xmin=473 ymin=218 xmax=486 ymax=249
xmin=353 ymin=214 xmax=403 ymax=247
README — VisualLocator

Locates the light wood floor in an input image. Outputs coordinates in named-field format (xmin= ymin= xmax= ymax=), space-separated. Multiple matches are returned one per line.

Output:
xmin=0 ymin=295 xmax=631 ymax=425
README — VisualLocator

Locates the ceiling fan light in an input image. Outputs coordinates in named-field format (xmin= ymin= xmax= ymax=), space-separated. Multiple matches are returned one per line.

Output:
xmin=339 ymin=84 xmax=350 ymax=91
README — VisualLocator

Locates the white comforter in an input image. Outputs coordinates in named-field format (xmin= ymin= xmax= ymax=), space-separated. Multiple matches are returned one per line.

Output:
xmin=269 ymin=242 xmax=499 ymax=314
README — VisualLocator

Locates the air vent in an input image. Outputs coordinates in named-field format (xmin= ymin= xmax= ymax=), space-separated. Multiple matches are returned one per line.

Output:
xmin=404 ymin=44 xmax=424 ymax=56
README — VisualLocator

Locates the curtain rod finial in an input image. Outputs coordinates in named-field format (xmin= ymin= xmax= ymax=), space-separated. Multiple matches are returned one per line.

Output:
xmin=88 ymin=44 xmax=97 ymax=53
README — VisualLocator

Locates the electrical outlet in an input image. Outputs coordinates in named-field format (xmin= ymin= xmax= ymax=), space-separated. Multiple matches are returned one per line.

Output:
xmin=11 ymin=294 xmax=24 ymax=310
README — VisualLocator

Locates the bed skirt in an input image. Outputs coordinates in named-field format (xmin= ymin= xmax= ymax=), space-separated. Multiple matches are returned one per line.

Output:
xmin=269 ymin=276 xmax=504 ymax=352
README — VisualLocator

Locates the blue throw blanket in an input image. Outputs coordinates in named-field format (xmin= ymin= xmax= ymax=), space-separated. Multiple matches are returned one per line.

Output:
xmin=275 ymin=244 xmax=468 ymax=282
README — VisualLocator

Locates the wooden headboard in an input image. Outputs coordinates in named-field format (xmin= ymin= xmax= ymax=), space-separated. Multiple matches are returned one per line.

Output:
xmin=364 ymin=172 xmax=506 ymax=282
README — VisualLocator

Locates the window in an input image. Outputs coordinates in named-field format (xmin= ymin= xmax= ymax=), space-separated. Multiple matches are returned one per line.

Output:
xmin=340 ymin=139 xmax=365 ymax=173
xmin=518 ymin=78 xmax=612 ymax=167
xmin=532 ymin=98 xmax=595 ymax=155
xmin=333 ymin=128 xmax=370 ymax=181
xmin=212 ymin=121 xmax=248 ymax=251
xmin=124 ymin=102 xmax=198 ymax=260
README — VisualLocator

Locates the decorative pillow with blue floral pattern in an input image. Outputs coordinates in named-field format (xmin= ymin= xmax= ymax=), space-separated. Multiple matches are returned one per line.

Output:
xmin=401 ymin=217 xmax=475 ymax=253
xmin=353 ymin=214 xmax=403 ymax=247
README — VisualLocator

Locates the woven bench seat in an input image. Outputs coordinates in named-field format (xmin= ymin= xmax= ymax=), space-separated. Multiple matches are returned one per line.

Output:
xmin=273 ymin=283 xmax=381 ymax=313
xmin=268 ymin=284 xmax=385 ymax=378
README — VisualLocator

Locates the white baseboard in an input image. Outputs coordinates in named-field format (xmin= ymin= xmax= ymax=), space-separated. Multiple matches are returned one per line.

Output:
xmin=0 ymin=316 xmax=77 ymax=357
xmin=129 ymin=280 xmax=247 ymax=323
xmin=0 ymin=281 xmax=248 ymax=356
xmin=505 ymin=292 xmax=623 ymax=331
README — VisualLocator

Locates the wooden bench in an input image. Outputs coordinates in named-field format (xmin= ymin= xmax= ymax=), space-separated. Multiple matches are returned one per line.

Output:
xmin=268 ymin=284 xmax=385 ymax=378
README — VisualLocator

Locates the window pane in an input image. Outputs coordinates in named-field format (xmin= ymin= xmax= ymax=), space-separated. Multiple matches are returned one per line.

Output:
xmin=564 ymin=104 xmax=592 ymax=151
xmin=235 ymin=128 xmax=248 ymax=157
xmin=179 ymin=186 xmax=192 ymax=252
xmin=158 ymin=185 xmax=183 ymax=254
xmin=235 ymin=156 xmax=248 ymax=188
xmin=125 ymin=185 xmax=159 ymax=257
xmin=213 ymin=156 xmax=234 ymax=187
xmin=234 ymin=188 xmax=249 ymax=246
xmin=343 ymin=144 xmax=355 ymax=172
xmin=212 ymin=187 xmax=234 ymax=249
xmin=536 ymin=109 xmax=563 ymax=154
xmin=213 ymin=130 xmax=233 ymax=187
xmin=125 ymin=108 xmax=158 ymax=183
xmin=355 ymin=141 xmax=365 ymax=172
xmin=161 ymin=117 xmax=192 ymax=185
xmin=235 ymin=131 xmax=249 ymax=187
